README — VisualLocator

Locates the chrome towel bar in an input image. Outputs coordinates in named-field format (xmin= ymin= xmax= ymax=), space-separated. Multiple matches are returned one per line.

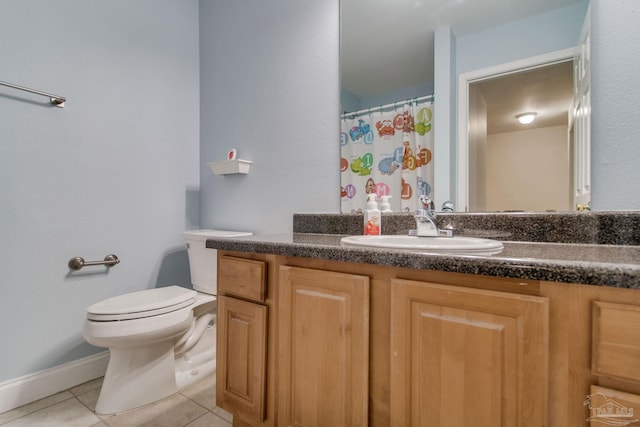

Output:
xmin=68 ymin=254 xmax=119 ymax=271
xmin=0 ymin=80 xmax=66 ymax=107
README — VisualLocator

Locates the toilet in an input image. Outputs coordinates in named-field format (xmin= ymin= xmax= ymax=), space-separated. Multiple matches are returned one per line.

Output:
xmin=82 ymin=229 xmax=252 ymax=414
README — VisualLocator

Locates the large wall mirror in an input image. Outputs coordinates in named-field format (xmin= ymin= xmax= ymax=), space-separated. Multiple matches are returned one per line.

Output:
xmin=341 ymin=0 xmax=591 ymax=213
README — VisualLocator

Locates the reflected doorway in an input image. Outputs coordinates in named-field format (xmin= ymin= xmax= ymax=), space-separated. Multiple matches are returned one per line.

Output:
xmin=468 ymin=60 xmax=574 ymax=212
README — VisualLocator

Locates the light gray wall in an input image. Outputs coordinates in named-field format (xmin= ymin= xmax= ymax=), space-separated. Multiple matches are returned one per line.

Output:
xmin=199 ymin=0 xmax=340 ymax=234
xmin=358 ymin=82 xmax=434 ymax=111
xmin=456 ymin=1 xmax=589 ymax=74
xmin=0 ymin=1 xmax=200 ymax=382
xmin=591 ymin=0 xmax=640 ymax=209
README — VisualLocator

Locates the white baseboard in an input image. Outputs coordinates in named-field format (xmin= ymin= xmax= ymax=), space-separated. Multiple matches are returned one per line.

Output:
xmin=0 ymin=352 xmax=109 ymax=414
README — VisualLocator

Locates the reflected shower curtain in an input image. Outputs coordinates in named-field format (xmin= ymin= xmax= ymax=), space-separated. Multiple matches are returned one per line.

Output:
xmin=340 ymin=99 xmax=434 ymax=213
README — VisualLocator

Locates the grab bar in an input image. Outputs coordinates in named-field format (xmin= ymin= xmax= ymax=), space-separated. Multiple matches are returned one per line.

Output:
xmin=0 ymin=80 xmax=66 ymax=107
xmin=68 ymin=254 xmax=119 ymax=271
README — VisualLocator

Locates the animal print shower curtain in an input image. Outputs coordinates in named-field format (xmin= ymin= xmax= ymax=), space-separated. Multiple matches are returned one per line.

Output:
xmin=340 ymin=99 xmax=434 ymax=213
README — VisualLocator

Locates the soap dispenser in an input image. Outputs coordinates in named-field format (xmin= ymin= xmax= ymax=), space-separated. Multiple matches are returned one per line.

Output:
xmin=364 ymin=194 xmax=381 ymax=236
xmin=380 ymin=195 xmax=392 ymax=213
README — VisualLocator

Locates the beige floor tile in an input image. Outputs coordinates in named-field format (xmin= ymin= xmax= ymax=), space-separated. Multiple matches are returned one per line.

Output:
xmin=70 ymin=378 xmax=104 ymax=397
xmin=180 ymin=374 xmax=216 ymax=410
xmin=185 ymin=412 xmax=232 ymax=427
xmin=102 ymin=393 xmax=207 ymax=427
xmin=0 ymin=391 xmax=74 ymax=425
xmin=1 ymin=397 xmax=100 ymax=427
xmin=211 ymin=407 xmax=233 ymax=423
xmin=89 ymin=422 xmax=108 ymax=427
xmin=75 ymin=388 xmax=101 ymax=413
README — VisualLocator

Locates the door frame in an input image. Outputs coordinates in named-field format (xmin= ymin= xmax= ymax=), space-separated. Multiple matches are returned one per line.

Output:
xmin=456 ymin=48 xmax=575 ymax=212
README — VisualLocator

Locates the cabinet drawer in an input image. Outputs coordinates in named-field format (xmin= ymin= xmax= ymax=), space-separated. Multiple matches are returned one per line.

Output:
xmin=587 ymin=385 xmax=640 ymax=426
xmin=593 ymin=301 xmax=640 ymax=382
xmin=218 ymin=256 xmax=267 ymax=302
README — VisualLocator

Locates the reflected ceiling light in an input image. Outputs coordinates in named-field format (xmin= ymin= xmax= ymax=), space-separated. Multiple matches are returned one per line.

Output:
xmin=516 ymin=112 xmax=537 ymax=125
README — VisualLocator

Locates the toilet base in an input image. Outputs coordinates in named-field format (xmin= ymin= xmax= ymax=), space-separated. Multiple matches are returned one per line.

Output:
xmin=94 ymin=303 xmax=218 ymax=414
xmin=95 ymin=341 xmax=178 ymax=415
xmin=175 ymin=324 xmax=217 ymax=390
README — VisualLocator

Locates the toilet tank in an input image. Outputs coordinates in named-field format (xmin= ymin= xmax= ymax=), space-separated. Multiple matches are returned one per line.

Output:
xmin=182 ymin=230 xmax=253 ymax=295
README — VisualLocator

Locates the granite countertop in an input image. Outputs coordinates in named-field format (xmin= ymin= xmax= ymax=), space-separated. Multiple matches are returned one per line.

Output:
xmin=206 ymin=233 xmax=640 ymax=289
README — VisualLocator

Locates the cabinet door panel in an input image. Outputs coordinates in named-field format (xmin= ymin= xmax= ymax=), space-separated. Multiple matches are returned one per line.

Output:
xmin=593 ymin=301 xmax=640 ymax=382
xmin=217 ymin=296 xmax=267 ymax=422
xmin=278 ymin=266 xmax=370 ymax=427
xmin=390 ymin=279 xmax=548 ymax=427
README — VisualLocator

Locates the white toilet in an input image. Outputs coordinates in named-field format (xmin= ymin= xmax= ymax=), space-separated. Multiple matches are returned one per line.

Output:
xmin=82 ymin=229 xmax=251 ymax=414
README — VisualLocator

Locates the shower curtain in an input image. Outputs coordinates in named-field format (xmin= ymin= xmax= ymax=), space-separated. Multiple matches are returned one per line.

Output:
xmin=340 ymin=99 xmax=434 ymax=213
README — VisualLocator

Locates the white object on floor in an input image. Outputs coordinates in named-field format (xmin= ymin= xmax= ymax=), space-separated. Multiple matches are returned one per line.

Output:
xmin=82 ymin=229 xmax=251 ymax=414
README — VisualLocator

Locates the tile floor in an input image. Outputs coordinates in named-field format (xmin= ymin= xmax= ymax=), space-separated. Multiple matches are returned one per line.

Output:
xmin=0 ymin=374 xmax=232 ymax=427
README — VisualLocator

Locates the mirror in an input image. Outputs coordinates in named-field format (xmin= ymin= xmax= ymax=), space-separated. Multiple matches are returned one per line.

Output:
xmin=341 ymin=0 xmax=591 ymax=212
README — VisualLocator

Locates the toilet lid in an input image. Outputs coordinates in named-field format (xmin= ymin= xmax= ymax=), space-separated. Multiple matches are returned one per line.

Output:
xmin=87 ymin=285 xmax=197 ymax=321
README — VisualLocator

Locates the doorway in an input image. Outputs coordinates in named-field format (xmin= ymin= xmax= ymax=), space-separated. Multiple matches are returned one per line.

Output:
xmin=456 ymin=48 xmax=577 ymax=212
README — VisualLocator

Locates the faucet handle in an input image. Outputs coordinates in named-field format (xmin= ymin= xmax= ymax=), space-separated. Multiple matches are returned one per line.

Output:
xmin=441 ymin=201 xmax=455 ymax=212
xmin=418 ymin=195 xmax=435 ymax=211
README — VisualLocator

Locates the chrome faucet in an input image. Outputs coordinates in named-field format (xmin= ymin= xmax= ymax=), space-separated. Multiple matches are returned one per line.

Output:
xmin=414 ymin=195 xmax=439 ymax=236
xmin=413 ymin=195 xmax=454 ymax=237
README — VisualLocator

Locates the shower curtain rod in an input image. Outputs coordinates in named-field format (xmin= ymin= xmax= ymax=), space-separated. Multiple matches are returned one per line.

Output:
xmin=0 ymin=80 xmax=66 ymax=107
xmin=342 ymin=94 xmax=434 ymax=119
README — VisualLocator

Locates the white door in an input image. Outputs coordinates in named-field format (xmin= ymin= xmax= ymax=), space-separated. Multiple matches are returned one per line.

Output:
xmin=571 ymin=5 xmax=591 ymax=209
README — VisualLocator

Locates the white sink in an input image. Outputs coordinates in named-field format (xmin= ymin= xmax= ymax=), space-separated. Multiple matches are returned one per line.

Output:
xmin=340 ymin=235 xmax=503 ymax=255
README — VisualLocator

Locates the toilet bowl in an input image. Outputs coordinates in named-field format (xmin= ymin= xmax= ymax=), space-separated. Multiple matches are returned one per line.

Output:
xmin=82 ymin=229 xmax=251 ymax=414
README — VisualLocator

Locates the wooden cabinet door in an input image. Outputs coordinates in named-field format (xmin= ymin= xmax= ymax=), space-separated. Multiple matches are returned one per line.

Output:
xmin=278 ymin=266 xmax=370 ymax=427
xmin=217 ymin=295 xmax=268 ymax=422
xmin=390 ymin=279 xmax=548 ymax=427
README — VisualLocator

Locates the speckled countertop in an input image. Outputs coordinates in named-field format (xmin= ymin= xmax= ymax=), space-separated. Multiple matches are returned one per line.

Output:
xmin=206 ymin=212 xmax=640 ymax=289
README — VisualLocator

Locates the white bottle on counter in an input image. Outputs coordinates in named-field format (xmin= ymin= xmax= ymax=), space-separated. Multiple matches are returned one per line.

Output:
xmin=380 ymin=195 xmax=392 ymax=213
xmin=364 ymin=194 xmax=381 ymax=235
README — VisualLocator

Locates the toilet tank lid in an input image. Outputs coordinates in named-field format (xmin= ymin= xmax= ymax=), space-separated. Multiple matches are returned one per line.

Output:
xmin=182 ymin=229 xmax=253 ymax=241
xmin=87 ymin=285 xmax=197 ymax=316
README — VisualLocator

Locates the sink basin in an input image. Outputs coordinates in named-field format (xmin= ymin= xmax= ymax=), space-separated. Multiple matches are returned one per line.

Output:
xmin=340 ymin=235 xmax=503 ymax=255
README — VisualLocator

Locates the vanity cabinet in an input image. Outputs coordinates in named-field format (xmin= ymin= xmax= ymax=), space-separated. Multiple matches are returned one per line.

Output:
xmin=277 ymin=266 xmax=370 ymax=427
xmin=390 ymin=279 xmax=549 ymax=427
xmin=215 ymin=250 xmax=640 ymax=427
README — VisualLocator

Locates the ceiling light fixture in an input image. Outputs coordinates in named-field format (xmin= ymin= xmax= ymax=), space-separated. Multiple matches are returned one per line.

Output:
xmin=516 ymin=112 xmax=537 ymax=125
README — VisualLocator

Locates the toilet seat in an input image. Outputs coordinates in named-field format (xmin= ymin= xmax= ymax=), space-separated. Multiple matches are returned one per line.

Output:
xmin=87 ymin=286 xmax=197 ymax=322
